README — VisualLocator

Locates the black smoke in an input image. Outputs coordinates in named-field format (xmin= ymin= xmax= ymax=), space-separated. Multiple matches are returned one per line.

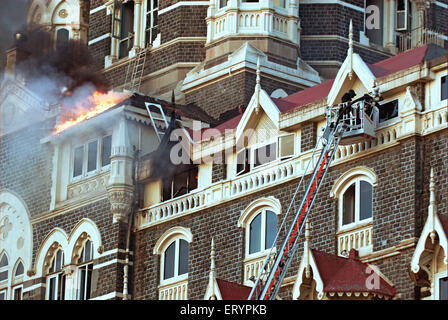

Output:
xmin=14 ymin=26 xmax=109 ymax=104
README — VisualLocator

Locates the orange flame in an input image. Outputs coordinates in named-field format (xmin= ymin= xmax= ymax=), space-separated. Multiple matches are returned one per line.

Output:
xmin=53 ymin=91 xmax=129 ymax=134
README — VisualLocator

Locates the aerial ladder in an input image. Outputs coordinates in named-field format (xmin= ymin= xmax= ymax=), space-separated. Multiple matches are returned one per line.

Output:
xmin=248 ymin=93 xmax=380 ymax=300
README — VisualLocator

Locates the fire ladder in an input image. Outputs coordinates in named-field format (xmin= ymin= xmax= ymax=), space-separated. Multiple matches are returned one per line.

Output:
xmin=124 ymin=44 xmax=149 ymax=93
xmin=248 ymin=97 xmax=379 ymax=300
xmin=145 ymin=102 xmax=170 ymax=142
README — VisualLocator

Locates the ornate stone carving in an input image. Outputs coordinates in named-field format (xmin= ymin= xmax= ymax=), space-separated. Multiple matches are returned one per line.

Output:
xmin=107 ymin=185 xmax=134 ymax=223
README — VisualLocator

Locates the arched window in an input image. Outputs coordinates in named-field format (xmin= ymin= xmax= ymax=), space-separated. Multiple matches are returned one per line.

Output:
xmin=248 ymin=210 xmax=277 ymax=255
xmin=77 ymin=239 xmax=93 ymax=300
xmin=12 ymin=260 xmax=24 ymax=300
xmin=46 ymin=249 xmax=65 ymax=300
xmin=0 ymin=253 xmax=8 ymax=283
xmin=331 ymin=167 xmax=376 ymax=257
xmin=162 ymin=238 xmax=189 ymax=282
xmin=56 ymin=28 xmax=70 ymax=49
xmin=153 ymin=226 xmax=192 ymax=299
xmin=340 ymin=178 xmax=373 ymax=228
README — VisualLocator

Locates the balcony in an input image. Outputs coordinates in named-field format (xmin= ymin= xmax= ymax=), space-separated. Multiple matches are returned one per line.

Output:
xmin=159 ymin=279 xmax=188 ymax=300
xmin=398 ymin=27 xmax=445 ymax=53
xmin=206 ymin=0 xmax=299 ymax=44
xmin=136 ymin=104 xmax=446 ymax=231
xmin=337 ymin=223 xmax=373 ymax=257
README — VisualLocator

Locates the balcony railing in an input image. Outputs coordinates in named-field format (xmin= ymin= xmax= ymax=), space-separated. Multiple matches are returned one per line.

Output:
xmin=136 ymin=105 xmax=447 ymax=231
xmin=337 ymin=224 xmax=373 ymax=257
xmin=159 ymin=279 xmax=188 ymax=300
xmin=398 ymin=27 xmax=445 ymax=52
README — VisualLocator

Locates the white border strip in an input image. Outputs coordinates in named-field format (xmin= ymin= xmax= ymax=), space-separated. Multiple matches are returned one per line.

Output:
xmin=435 ymin=1 xmax=448 ymax=9
xmin=23 ymin=282 xmax=45 ymax=293
xmin=300 ymin=0 xmax=364 ymax=12
xmin=90 ymin=4 xmax=107 ymax=15
xmin=159 ymin=1 xmax=209 ymax=15
xmin=88 ymin=33 xmax=111 ymax=46
xmin=90 ymin=291 xmax=130 ymax=300
xmin=93 ymin=258 xmax=133 ymax=270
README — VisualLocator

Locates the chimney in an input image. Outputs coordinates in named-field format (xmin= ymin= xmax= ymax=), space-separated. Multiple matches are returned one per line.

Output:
xmin=348 ymin=248 xmax=360 ymax=260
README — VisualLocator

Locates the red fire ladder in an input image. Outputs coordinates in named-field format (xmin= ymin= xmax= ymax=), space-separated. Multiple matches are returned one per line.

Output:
xmin=248 ymin=97 xmax=379 ymax=300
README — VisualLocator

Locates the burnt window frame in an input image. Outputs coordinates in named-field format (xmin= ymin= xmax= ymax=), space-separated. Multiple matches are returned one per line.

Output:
xmin=162 ymin=166 xmax=199 ymax=201
xmin=378 ymin=98 xmax=399 ymax=124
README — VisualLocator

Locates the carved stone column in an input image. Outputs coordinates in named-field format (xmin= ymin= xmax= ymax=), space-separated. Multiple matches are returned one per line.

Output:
xmin=107 ymin=116 xmax=135 ymax=224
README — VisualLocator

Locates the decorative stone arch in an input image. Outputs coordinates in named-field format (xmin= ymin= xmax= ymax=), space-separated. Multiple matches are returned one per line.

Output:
xmin=153 ymin=226 xmax=193 ymax=256
xmin=33 ymin=228 xmax=69 ymax=277
xmin=67 ymin=218 xmax=103 ymax=264
xmin=410 ymin=213 xmax=448 ymax=275
xmin=330 ymin=166 xmax=377 ymax=199
xmin=237 ymin=196 xmax=282 ymax=228
xmin=0 ymin=190 xmax=33 ymax=279
xmin=12 ymin=258 xmax=25 ymax=285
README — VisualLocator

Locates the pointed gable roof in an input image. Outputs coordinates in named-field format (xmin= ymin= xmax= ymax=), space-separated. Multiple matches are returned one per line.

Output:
xmin=215 ymin=278 xmax=255 ymax=300
xmin=311 ymin=249 xmax=396 ymax=297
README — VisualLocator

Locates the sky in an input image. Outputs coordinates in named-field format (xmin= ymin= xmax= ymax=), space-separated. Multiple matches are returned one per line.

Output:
xmin=0 ymin=0 xmax=30 ymax=71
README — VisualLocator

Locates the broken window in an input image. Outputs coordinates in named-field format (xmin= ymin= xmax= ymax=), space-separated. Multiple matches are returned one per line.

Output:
xmin=146 ymin=0 xmax=158 ymax=45
xmin=378 ymin=99 xmax=398 ymax=123
xmin=162 ymin=166 xmax=199 ymax=201
xmin=112 ymin=0 xmax=135 ymax=59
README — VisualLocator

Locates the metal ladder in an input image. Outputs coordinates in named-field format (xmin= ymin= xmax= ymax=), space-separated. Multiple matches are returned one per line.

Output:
xmin=145 ymin=102 xmax=169 ymax=142
xmin=124 ymin=44 xmax=149 ymax=93
xmin=247 ymin=99 xmax=374 ymax=300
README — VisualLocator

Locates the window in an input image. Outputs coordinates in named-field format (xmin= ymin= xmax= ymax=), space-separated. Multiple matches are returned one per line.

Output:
xmin=340 ymin=179 xmax=373 ymax=227
xmin=12 ymin=286 xmax=22 ymax=300
xmin=253 ymin=142 xmax=277 ymax=168
xmin=273 ymin=0 xmax=285 ymax=7
xmin=396 ymin=0 xmax=411 ymax=30
xmin=378 ymin=99 xmax=398 ymax=123
xmin=112 ymin=0 xmax=135 ymax=59
xmin=236 ymin=148 xmax=250 ymax=176
xmin=441 ymin=76 xmax=447 ymax=101
xmin=72 ymin=135 xmax=112 ymax=180
xmin=0 ymin=253 xmax=8 ymax=283
xmin=12 ymin=261 xmax=24 ymax=300
xmin=162 ymin=239 xmax=189 ymax=282
xmin=145 ymin=0 xmax=158 ymax=45
xmin=77 ymin=240 xmax=93 ymax=300
xmin=247 ymin=210 xmax=277 ymax=256
xmin=236 ymin=135 xmax=296 ymax=175
xmin=0 ymin=289 xmax=5 ymax=300
xmin=278 ymin=134 xmax=295 ymax=160
xmin=47 ymin=249 xmax=65 ymax=300
xmin=219 ymin=0 xmax=228 ymax=8
xmin=440 ymin=277 xmax=448 ymax=300
xmin=56 ymin=28 xmax=69 ymax=50
xmin=162 ymin=166 xmax=198 ymax=201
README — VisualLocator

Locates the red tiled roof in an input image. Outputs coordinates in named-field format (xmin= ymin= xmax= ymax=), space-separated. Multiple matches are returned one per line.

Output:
xmin=216 ymin=278 xmax=255 ymax=300
xmin=367 ymin=44 xmax=429 ymax=78
xmin=276 ymin=79 xmax=335 ymax=112
xmin=312 ymin=249 xmax=396 ymax=297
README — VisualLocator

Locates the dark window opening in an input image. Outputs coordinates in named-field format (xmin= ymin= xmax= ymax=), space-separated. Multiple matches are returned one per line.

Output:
xmin=146 ymin=0 xmax=159 ymax=44
xmin=441 ymin=76 xmax=447 ymax=101
xmin=249 ymin=214 xmax=262 ymax=254
xmin=163 ymin=242 xmax=175 ymax=280
xmin=162 ymin=166 xmax=199 ymax=201
xmin=265 ymin=210 xmax=277 ymax=250
xmin=379 ymin=99 xmax=398 ymax=123
xmin=178 ymin=239 xmax=189 ymax=276
xmin=117 ymin=1 xmax=134 ymax=59
xmin=440 ymin=277 xmax=448 ymax=300
xmin=343 ymin=183 xmax=355 ymax=225
xmin=56 ymin=28 xmax=69 ymax=50
xmin=360 ymin=181 xmax=373 ymax=220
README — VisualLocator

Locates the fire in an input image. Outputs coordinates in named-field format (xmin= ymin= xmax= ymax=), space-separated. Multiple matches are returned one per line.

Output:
xmin=53 ymin=90 xmax=129 ymax=134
